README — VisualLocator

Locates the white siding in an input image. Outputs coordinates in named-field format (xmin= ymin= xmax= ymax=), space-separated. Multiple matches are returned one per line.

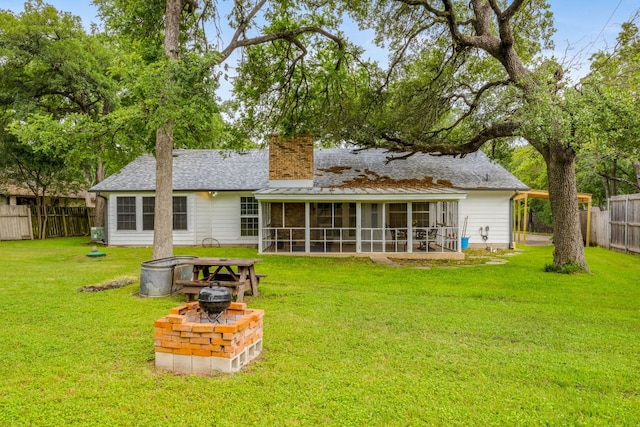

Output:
xmin=459 ymin=191 xmax=513 ymax=247
xmin=173 ymin=193 xmax=197 ymax=246
xmin=104 ymin=189 xmax=511 ymax=248
xmin=209 ymin=191 xmax=259 ymax=245
xmin=104 ymin=193 xmax=149 ymax=246
xmin=193 ymin=192 xmax=213 ymax=245
xmin=105 ymin=192 xmax=199 ymax=247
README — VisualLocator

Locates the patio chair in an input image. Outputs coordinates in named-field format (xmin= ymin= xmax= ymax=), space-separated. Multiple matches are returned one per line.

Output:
xmin=416 ymin=228 xmax=438 ymax=251
xmin=387 ymin=226 xmax=408 ymax=251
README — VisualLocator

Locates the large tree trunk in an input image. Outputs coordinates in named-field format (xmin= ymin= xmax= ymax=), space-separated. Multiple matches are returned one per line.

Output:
xmin=151 ymin=0 xmax=181 ymax=260
xmin=545 ymin=141 xmax=589 ymax=272
xmin=152 ymin=124 xmax=174 ymax=259
xmin=36 ymin=193 xmax=47 ymax=240
xmin=634 ymin=161 xmax=640 ymax=189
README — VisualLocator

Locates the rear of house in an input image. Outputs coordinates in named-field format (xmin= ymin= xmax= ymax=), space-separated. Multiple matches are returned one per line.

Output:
xmin=90 ymin=136 xmax=527 ymax=255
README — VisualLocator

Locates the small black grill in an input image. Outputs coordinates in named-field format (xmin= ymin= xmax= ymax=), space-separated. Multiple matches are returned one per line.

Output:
xmin=198 ymin=282 xmax=232 ymax=322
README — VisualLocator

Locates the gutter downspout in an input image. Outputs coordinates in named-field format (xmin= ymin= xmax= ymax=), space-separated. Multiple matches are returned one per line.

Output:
xmin=509 ymin=191 xmax=519 ymax=250
xmin=100 ymin=193 xmax=108 ymax=245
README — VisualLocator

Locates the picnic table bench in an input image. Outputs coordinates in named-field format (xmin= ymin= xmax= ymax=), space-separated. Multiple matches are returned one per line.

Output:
xmin=175 ymin=257 xmax=263 ymax=302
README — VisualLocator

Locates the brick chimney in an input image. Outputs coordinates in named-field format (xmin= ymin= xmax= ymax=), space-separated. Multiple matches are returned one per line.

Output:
xmin=268 ymin=134 xmax=314 ymax=188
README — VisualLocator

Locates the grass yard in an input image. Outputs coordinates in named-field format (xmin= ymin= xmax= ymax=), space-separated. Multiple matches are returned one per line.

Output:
xmin=0 ymin=238 xmax=638 ymax=426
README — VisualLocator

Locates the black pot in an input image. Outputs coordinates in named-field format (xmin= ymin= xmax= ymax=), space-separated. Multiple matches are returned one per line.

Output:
xmin=198 ymin=283 xmax=232 ymax=317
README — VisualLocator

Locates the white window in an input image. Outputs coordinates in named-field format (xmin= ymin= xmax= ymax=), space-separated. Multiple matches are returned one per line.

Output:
xmin=116 ymin=197 xmax=136 ymax=230
xmin=240 ymin=196 xmax=259 ymax=236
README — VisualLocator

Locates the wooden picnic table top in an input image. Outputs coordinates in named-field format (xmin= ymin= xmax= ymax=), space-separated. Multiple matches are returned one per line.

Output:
xmin=178 ymin=257 xmax=262 ymax=267
xmin=177 ymin=258 xmax=263 ymax=302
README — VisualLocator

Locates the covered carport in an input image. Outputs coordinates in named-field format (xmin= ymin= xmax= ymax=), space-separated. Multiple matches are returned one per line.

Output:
xmin=513 ymin=190 xmax=592 ymax=247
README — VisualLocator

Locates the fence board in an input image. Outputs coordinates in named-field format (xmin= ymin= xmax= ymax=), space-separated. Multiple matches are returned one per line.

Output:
xmin=581 ymin=208 xmax=609 ymax=247
xmin=0 ymin=205 xmax=33 ymax=240
xmin=609 ymin=194 xmax=640 ymax=255
xmin=579 ymin=194 xmax=640 ymax=255
xmin=30 ymin=206 xmax=94 ymax=239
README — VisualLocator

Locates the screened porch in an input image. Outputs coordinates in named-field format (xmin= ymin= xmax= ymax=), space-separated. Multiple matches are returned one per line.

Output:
xmin=258 ymin=200 xmax=461 ymax=254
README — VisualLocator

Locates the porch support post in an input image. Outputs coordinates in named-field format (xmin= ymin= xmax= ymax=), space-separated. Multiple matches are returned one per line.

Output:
xmin=258 ymin=201 xmax=263 ymax=254
xmin=456 ymin=200 xmax=461 ymax=252
xmin=407 ymin=202 xmax=413 ymax=253
xmin=356 ymin=203 xmax=362 ymax=253
xmin=305 ymin=202 xmax=310 ymax=253
xmin=523 ymin=194 xmax=529 ymax=244
xmin=382 ymin=203 xmax=387 ymax=253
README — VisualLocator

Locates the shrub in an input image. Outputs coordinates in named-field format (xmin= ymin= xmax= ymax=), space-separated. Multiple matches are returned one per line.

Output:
xmin=544 ymin=261 xmax=585 ymax=274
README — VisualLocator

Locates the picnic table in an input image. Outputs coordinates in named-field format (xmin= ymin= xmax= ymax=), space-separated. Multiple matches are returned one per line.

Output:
xmin=175 ymin=257 xmax=263 ymax=302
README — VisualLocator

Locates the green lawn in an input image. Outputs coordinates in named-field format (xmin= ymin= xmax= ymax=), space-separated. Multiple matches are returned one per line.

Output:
xmin=0 ymin=238 xmax=638 ymax=426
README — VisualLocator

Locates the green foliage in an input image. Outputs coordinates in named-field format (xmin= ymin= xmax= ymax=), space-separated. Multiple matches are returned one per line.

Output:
xmin=0 ymin=1 xmax=144 ymax=186
xmin=510 ymin=145 xmax=547 ymax=189
xmin=544 ymin=261 xmax=585 ymax=274
xmin=573 ymin=21 xmax=640 ymax=200
xmin=109 ymin=50 xmax=224 ymax=151
xmin=510 ymin=36 xmax=633 ymax=219
xmin=0 ymin=238 xmax=638 ymax=425
xmin=229 ymin=17 xmax=366 ymax=140
xmin=0 ymin=113 xmax=88 ymax=190
xmin=498 ymin=145 xmax=552 ymax=228
xmin=511 ymin=21 xmax=640 ymax=204
xmin=94 ymin=1 xmax=247 ymax=150
xmin=93 ymin=0 xmax=167 ymax=52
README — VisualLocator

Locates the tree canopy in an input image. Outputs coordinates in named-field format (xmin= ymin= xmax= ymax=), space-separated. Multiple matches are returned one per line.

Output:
xmin=93 ymin=0 xmax=349 ymax=258
xmin=4 ymin=0 xmax=638 ymax=270
xmin=233 ymin=0 xmax=593 ymax=270
xmin=576 ymin=21 xmax=640 ymax=200
xmin=0 ymin=1 xmax=123 ymax=232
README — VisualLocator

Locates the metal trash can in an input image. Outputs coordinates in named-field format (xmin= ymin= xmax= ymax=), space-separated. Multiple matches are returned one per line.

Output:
xmin=140 ymin=256 xmax=197 ymax=297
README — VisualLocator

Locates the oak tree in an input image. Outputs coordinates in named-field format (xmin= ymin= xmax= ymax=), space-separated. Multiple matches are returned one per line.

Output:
xmin=0 ymin=1 xmax=131 ymax=234
xmin=235 ymin=0 xmax=595 ymax=270
xmin=577 ymin=21 xmax=640 ymax=199
xmin=94 ymin=0 xmax=346 ymax=259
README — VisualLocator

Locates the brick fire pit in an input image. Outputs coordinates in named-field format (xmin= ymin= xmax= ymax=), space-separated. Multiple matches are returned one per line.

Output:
xmin=154 ymin=301 xmax=263 ymax=374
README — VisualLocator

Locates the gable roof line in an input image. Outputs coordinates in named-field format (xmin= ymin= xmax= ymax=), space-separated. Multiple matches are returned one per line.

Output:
xmin=89 ymin=148 xmax=528 ymax=193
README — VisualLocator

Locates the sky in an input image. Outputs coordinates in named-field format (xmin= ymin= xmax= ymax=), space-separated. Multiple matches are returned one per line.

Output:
xmin=1 ymin=0 xmax=638 ymax=81
xmin=547 ymin=0 xmax=640 ymax=78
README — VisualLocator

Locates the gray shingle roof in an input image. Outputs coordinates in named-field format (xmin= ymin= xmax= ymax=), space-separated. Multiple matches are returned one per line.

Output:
xmin=89 ymin=148 xmax=527 ymax=192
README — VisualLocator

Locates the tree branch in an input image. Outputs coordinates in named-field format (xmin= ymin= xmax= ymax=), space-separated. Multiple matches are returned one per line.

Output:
xmin=395 ymin=0 xmax=448 ymax=17
xmin=597 ymin=172 xmax=640 ymax=191
xmin=381 ymin=121 xmax=521 ymax=156
xmin=394 ymin=0 xmax=529 ymax=82
xmin=430 ymin=79 xmax=511 ymax=136
xmin=226 ymin=0 xmax=267 ymax=47
xmin=217 ymin=26 xmax=344 ymax=66
xmin=502 ymin=0 xmax=528 ymax=21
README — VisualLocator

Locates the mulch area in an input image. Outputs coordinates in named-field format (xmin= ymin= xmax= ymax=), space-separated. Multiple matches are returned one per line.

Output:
xmin=79 ymin=278 xmax=137 ymax=292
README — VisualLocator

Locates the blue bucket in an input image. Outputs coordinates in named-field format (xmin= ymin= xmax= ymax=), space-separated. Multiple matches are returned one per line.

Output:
xmin=461 ymin=237 xmax=470 ymax=250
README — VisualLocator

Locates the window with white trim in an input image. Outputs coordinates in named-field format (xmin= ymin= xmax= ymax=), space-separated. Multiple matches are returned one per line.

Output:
xmin=116 ymin=197 xmax=136 ymax=230
xmin=172 ymin=196 xmax=188 ymax=230
xmin=240 ymin=196 xmax=259 ymax=236
xmin=142 ymin=197 xmax=155 ymax=230
xmin=127 ymin=196 xmax=188 ymax=231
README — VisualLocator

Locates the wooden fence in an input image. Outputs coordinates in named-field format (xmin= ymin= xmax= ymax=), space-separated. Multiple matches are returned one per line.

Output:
xmin=0 ymin=205 xmax=33 ymax=240
xmin=609 ymin=194 xmax=640 ymax=254
xmin=0 ymin=205 xmax=94 ymax=240
xmin=30 ymin=206 xmax=95 ymax=239
xmin=580 ymin=193 xmax=640 ymax=255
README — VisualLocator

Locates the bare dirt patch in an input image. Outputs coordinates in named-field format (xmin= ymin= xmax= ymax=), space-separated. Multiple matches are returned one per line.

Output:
xmin=392 ymin=248 xmax=514 ymax=268
xmin=79 ymin=277 xmax=137 ymax=292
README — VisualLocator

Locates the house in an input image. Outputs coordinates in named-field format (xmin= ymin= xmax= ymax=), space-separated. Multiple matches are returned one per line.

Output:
xmin=89 ymin=135 xmax=528 ymax=255
xmin=0 ymin=184 xmax=95 ymax=207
